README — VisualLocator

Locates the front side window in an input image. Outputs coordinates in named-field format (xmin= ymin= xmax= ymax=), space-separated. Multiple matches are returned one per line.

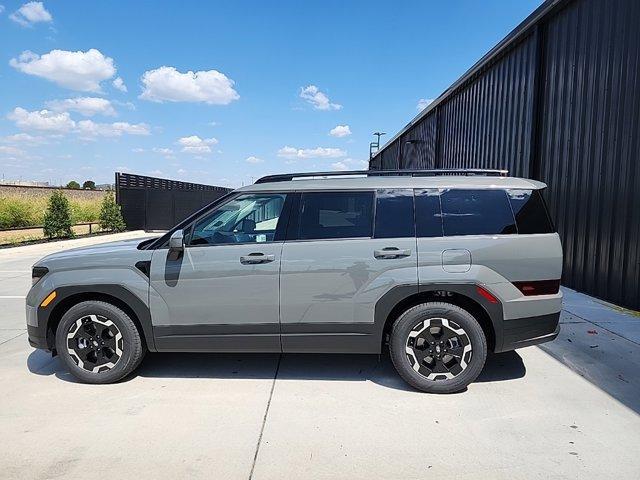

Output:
xmin=189 ymin=193 xmax=286 ymax=245
xmin=440 ymin=189 xmax=516 ymax=236
xmin=507 ymin=189 xmax=554 ymax=234
xmin=298 ymin=191 xmax=374 ymax=240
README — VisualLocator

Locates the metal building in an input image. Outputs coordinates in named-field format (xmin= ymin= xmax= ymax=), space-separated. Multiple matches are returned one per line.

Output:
xmin=369 ymin=0 xmax=640 ymax=310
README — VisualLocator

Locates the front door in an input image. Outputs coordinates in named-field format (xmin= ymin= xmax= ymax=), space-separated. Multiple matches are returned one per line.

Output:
xmin=149 ymin=192 xmax=290 ymax=352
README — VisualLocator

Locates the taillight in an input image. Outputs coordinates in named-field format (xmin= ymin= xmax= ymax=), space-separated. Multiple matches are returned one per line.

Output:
xmin=512 ymin=279 xmax=560 ymax=296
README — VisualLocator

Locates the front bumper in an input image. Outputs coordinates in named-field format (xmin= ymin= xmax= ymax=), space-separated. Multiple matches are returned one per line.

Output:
xmin=26 ymin=300 xmax=52 ymax=351
xmin=498 ymin=311 xmax=561 ymax=352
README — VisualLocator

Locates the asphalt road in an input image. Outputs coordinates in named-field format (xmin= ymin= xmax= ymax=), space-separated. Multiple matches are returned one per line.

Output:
xmin=1 ymin=233 xmax=639 ymax=480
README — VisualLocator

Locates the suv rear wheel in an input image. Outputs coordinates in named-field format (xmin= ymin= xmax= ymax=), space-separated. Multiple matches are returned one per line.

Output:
xmin=55 ymin=300 xmax=145 ymax=384
xmin=389 ymin=302 xmax=487 ymax=394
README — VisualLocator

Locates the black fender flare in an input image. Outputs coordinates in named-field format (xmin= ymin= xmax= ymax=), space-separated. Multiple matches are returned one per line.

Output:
xmin=373 ymin=283 xmax=504 ymax=352
xmin=37 ymin=284 xmax=156 ymax=352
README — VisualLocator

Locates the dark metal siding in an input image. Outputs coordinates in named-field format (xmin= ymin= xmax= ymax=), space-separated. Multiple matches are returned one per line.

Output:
xmin=115 ymin=173 xmax=231 ymax=231
xmin=399 ymin=113 xmax=438 ymax=169
xmin=438 ymin=34 xmax=536 ymax=175
xmin=536 ymin=0 xmax=640 ymax=309
xmin=370 ymin=0 xmax=640 ymax=310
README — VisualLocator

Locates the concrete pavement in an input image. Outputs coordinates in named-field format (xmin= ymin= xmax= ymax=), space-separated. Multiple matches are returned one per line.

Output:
xmin=1 ymin=233 xmax=639 ymax=479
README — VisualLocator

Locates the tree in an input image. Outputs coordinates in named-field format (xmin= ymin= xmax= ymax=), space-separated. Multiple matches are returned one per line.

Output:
xmin=43 ymin=191 xmax=74 ymax=239
xmin=99 ymin=193 xmax=126 ymax=232
xmin=82 ymin=180 xmax=96 ymax=190
xmin=66 ymin=181 xmax=80 ymax=189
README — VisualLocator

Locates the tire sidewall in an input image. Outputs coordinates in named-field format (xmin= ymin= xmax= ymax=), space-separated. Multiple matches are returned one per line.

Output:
xmin=390 ymin=302 xmax=487 ymax=393
xmin=55 ymin=301 xmax=139 ymax=384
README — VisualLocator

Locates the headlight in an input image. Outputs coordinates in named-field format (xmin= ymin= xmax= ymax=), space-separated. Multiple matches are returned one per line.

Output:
xmin=32 ymin=266 xmax=49 ymax=286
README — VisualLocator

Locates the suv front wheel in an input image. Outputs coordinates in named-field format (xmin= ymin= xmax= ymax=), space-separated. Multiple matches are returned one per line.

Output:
xmin=389 ymin=302 xmax=487 ymax=394
xmin=55 ymin=300 xmax=145 ymax=384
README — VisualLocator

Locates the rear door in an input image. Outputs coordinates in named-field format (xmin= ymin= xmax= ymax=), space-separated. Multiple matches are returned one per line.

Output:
xmin=279 ymin=189 xmax=418 ymax=353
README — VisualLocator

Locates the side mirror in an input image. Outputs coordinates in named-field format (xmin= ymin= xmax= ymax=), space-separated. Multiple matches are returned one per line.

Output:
xmin=169 ymin=229 xmax=185 ymax=251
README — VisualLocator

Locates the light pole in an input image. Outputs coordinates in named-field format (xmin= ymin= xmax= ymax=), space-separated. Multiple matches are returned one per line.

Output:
xmin=369 ymin=132 xmax=386 ymax=160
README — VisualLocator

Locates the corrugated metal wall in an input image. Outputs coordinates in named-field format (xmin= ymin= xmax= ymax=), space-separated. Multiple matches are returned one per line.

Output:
xmin=536 ymin=0 xmax=640 ymax=309
xmin=370 ymin=0 xmax=640 ymax=310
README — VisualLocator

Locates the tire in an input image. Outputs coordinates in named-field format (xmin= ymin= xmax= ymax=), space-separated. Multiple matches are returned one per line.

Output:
xmin=389 ymin=302 xmax=487 ymax=394
xmin=55 ymin=300 xmax=145 ymax=384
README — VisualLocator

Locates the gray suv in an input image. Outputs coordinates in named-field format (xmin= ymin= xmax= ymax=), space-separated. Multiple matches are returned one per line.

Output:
xmin=26 ymin=169 xmax=563 ymax=393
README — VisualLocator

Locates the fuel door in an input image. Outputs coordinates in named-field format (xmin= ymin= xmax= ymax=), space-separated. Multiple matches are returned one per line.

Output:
xmin=442 ymin=249 xmax=471 ymax=273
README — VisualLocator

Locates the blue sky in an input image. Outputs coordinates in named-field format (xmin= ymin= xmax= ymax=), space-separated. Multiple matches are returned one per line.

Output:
xmin=0 ymin=0 xmax=541 ymax=188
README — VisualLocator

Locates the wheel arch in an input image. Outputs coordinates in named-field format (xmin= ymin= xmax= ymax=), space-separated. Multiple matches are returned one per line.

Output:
xmin=39 ymin=285 xmax=156 ymax=353
xmin=375 ymin=284 xmax=504 ymax=353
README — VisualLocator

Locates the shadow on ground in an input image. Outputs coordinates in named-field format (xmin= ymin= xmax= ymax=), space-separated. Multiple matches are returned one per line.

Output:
xmin=27 ymin=348 xmax=525 ymax=392
xmin=538 ymin=314 xmax=640 ymax=415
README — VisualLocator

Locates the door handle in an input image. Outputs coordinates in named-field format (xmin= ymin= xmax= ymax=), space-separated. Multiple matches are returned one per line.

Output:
xmin=240 ymin=253 xmax=275 ymax=264
xmin=374 ymin=247 xmax=412 ymax=259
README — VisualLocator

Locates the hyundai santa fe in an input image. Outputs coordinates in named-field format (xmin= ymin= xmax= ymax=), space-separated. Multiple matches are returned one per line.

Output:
xmin=26 ymin=169 xmax=563 ymax=393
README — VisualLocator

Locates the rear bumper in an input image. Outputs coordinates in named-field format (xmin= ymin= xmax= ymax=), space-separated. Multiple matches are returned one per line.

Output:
xmin=498 ymin=311 xmax=560 ymax=352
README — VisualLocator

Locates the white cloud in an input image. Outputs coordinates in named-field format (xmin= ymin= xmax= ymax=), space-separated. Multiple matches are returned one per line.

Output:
xmin=0 ymin=145 xmax=27 ymax=157
xmin=2 ymin=133 xmax=48 ymax=145
xmin=277 ymin=146 xmax=346 ymax=159
xmin=140 ymin=66 xmax=239 ymax=104
xmin=0 ymin=6 xmax=5 ymax=14
xmin=8 ymin=107 xmax=75 ymax=132
xmin=77 ymin=120 xmax=150 ymax=137
xmin=417 ymin=98 xmax=434 ymax=112
xmin=153 ymin=147 xmax=174 ymax=157
xmin=331 ymin=158 xmax=368 ymax=171
xmin=177 ymin=135 xmax=218 ymax=153
xmin=245 ymin=156 xmax=263 ymax=164
xmin=112 ymin=76 xmax=127 ymax=92
xmin=10 ymin=49 xmax=116 ymax=92
xmin=45 ymin=97 xmax=116 ymax=117
xmin=300 ymin=85 xmax=342 ymax=111
xmin=9 ymin=2 xmax=52 ymax=27
xmin=132 ymin=148 xmax=145 ymax=153
xmin=329 ymin=125 xmax=351 ymax=137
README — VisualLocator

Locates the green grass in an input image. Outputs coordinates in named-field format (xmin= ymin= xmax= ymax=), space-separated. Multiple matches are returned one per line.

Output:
xmin=0 ymin=195 xmax=103 ymax=229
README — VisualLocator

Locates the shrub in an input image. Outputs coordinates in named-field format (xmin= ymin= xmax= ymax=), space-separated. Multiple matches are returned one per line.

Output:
xmin=0 ymin=197 xmax=41 ymax=229
xmin=43 ymin=191 xmax=74 ymax=239
xmin=70 ymin=198 xmax=102 ymax=224
xmin=99 ymin=193 xmax=126 ymax=232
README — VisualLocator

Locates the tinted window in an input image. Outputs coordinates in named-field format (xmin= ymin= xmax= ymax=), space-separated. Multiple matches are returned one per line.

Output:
xmin=440 ymin=189 xmax=516 ymax=236
xmin=298 ymin=192 xmax=373 ymax=240
xmin=507 ymin=189 xmax=554 ymax=234
xmin=189 ymin=193 xmax=286 ymax=245
xmin=374 ymin=189 xmax=415 ymax=238
xmin=415 ymin=189 xmax=443 ymax=237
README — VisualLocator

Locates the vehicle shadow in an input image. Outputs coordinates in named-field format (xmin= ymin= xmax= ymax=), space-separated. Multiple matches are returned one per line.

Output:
xmin=27 ymin=348 xmax=526 ymax=391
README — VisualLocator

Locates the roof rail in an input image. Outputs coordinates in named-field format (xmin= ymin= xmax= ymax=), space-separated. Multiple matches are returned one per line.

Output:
xmin=255 ymin=169 xmax=509 ymax=184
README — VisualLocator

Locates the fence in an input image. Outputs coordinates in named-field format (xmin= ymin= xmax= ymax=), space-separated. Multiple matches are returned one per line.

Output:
xmin=115 ymin=173 xmax=231 ymax=231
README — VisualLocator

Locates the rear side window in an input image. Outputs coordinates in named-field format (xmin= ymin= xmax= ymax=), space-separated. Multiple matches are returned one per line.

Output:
xmin=507 ymin=189 xmax=554 ymax=234
xmin=415 ymin=189 xmax=443 ymax=237
xmin=440 ymin=189 xmax=516 ymax=236
xmin=374 ymin=189 xmax=415 ymax=238
xmin=298 ymin=191 xmax=374 ymax=240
